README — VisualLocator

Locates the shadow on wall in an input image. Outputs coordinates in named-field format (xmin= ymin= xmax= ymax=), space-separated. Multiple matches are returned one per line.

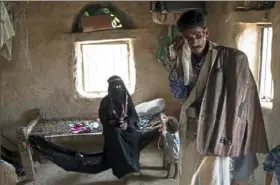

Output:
xmin=1 ymin=108 xmax=40 ymax=143
xmin=1 ymin=108 xmax=40 ymax=128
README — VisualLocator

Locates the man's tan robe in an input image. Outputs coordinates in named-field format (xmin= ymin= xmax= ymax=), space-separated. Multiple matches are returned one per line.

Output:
xmin=178 ymin=41 xmax=269 ymax=185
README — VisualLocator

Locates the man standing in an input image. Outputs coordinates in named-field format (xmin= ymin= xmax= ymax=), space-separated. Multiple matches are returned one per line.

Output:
xmin=168 ymin=10 xmax=269 ymax=185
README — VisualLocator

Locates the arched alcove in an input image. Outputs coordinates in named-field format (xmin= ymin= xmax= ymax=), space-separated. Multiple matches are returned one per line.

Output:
xmin=72 ymin=3 xmax=135 ymax=33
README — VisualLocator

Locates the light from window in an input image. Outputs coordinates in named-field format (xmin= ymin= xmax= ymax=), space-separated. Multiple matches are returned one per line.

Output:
xmin=237 ymin=24 xmax=259 ymax=80
xmin=74 ymin=39 xmax=136 ymax=98
xmin=237 ymin=24 xmax=274 ymax=104
xmin=259 ymin=27 xmax=273 ymax=102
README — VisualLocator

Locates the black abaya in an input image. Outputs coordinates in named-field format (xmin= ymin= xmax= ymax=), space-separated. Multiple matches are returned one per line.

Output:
xmin=99 ymin=96 xmax=160 ymax=178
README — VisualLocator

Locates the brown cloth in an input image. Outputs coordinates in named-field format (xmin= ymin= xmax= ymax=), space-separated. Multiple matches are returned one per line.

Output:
xmin=180 ymin=41 xmax=269 ymax=157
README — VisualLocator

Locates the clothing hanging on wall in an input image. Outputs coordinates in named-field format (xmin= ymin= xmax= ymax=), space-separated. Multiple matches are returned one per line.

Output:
xmin=0 ymin=1 xmax=15 ymax=61
xmin=156 ymin=25 xmax=182 ymax=71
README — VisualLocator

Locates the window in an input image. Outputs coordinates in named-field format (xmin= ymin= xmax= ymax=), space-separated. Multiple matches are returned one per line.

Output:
xmin=74 ymin=39 xmax=136 ymax=98
xmin=237 ymin=23 xmax=274 ymax=104
xmin=259 ymin=26 xmax=273 ymax=102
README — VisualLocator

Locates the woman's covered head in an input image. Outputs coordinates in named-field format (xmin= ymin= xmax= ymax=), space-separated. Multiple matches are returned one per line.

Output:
xmin=166 ymin=117 xmax=179 ymax=134
xmin=107 ymin=75 xmax=127 ymax=105
xmin=107 ymin=76 xmax=126 ymax=91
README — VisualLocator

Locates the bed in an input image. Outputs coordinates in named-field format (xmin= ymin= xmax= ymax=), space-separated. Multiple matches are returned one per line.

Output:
xmin=17 ymin=98 xmax=166 ymax=182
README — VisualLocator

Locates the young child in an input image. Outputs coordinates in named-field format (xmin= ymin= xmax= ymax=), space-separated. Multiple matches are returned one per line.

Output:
xmin=158 ymin=116 xmax=180 ymax=179
xmin=263 ymin=145 xmax=280 ymax=185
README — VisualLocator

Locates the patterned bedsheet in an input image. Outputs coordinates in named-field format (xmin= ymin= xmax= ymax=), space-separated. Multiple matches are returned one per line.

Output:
xmin=30 ymin=113 xmax=162 ymax=137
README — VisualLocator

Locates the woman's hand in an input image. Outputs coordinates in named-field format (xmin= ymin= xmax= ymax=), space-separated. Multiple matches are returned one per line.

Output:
xmin=120 ymin=121 xmax=128 ymax=130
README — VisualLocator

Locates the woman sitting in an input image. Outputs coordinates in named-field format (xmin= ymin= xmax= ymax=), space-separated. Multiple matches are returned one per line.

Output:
xmin=29 ymin=75 xmax=161 ymax=179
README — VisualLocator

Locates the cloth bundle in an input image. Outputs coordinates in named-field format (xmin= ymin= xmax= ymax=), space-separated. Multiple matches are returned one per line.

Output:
xmin=69 ymin=121 xmax=100 ymax=134
xmin=169 ymin=41 xmax=194 ymax=85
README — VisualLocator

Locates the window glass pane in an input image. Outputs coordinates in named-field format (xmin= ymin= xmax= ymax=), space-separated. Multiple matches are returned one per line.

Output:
xmin=81 ymin=43 xmax=130 ymax=93
xmin=260 ymin=27 xmax=273 ymax=101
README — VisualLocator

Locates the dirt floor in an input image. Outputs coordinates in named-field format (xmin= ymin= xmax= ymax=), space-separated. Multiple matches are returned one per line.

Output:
xmin=19 ymin=142 xmax=177 ymax=185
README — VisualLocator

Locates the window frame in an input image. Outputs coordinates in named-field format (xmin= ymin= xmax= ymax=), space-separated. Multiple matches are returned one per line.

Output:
xmin=74 ymin=38 xmax=136 ymax=99
xmin=258 ymin=25 xmax=273 ymax=102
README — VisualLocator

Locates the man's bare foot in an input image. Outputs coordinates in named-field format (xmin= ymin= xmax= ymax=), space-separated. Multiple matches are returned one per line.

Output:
xmin=172 ymin=175 xmax=178 ymax=179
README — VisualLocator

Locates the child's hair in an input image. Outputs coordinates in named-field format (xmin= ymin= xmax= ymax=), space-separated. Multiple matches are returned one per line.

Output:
xmin=166 ymin=117 xmax=179 ymax=134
